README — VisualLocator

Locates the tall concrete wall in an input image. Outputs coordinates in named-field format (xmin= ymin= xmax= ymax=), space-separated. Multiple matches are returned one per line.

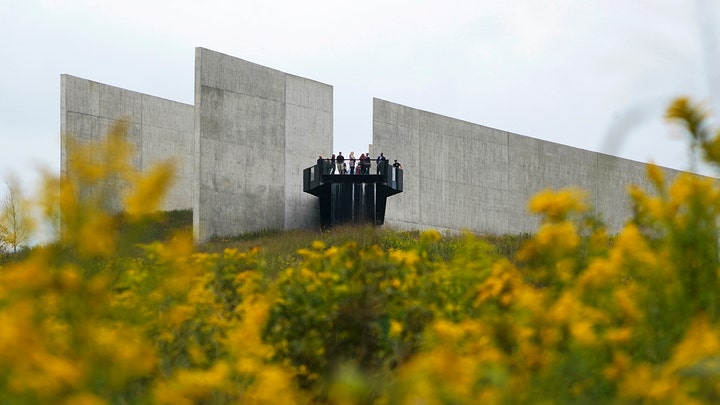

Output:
xmin=61 ymin=75 xmax=195 ymax=211
xmin=63 ymin=50 xmax=698 ymax=242
xmin=193 ymin=48 xmax=332 ymax=241
xmin=283 ymin=74 xmax=334 ymax=228
xmin=372 ymin=98 xmax=678 ymax=234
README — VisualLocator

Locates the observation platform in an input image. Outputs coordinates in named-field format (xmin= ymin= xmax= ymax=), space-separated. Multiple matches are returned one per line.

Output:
xmin=303 ymin=159 xmax=403 ymax=229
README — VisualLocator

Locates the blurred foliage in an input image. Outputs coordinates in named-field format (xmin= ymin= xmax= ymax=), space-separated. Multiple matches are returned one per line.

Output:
xmin=1 ymin=99 xmax=720 ymax=403
xmin=0 ymin=178 xmax=33 ymax=254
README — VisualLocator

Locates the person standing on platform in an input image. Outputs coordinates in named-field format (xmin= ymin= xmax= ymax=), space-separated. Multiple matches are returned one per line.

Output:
xmin=359 ymin=153 xmax=365 ymax=174
xmin=349 ymin=151 xmax=356 ymax=175
xmin=317 ymin=156 xmax=325 ymax=179
xmin=376 ymin=152 xmax=386 ymax=174
xmin=337 ymin=152 xmax=345 ymax=174
xmin=330 ymin=154 xmax=336 ymax=174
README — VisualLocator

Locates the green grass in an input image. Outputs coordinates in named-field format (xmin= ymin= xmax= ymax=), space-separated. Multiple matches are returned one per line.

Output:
xmin=2 ymin=210 xmax=532 ymax=271
xmin=200 ymin=224 xmax=533 ymax=278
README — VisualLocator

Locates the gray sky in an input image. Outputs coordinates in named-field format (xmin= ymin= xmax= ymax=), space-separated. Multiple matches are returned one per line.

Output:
xmin=2 ymin=0 xmax=719 ymax=194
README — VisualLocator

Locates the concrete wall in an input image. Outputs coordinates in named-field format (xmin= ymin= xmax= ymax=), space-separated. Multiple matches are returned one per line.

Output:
xmin=61 ymin=75 xmax=194 ymax=211
xmin=194 ymin=48 xmax=332 ymax=241
xmin=63 ymin=50 xmax=695 ymax=241
xmin=373 ymin=98 xmax=678 ymax=234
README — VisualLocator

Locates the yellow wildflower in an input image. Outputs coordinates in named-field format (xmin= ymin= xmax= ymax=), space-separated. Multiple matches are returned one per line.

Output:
xmin=570 ymin=320 xmax=598 ymax=346
xmin=646 ymin=163 xmax=665 ymax=189
xmin=528 ymin=188 xmax=587 ymax=221
xmin=667 ymin=315 xmax=720 ymax=373
xmin=124 ymin=160 xmax=175 ymax=217
xmin=389 ymin=320 xmax=403 ymax=338
xmin=605 ymin=327 xmax=632 ymax=344
xmin=420 ymin=228 xmax=441 ymax=243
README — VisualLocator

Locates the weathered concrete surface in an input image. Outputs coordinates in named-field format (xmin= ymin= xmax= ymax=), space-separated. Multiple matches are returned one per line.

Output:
xmin=194 ymin=48 xmax=332 ymax=242
xmin=373 ymin=98 xmax=680 ymax=234
xmin=63 ymin=50 xmax=697 ymax=241
xmin=61 ymin=75 xmax=194 ymax=211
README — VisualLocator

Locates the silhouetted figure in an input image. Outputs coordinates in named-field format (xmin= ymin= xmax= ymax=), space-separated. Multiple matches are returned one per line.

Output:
xmin=337 ymin=152 xmax=345 ymax=174
xmin=360 ymin=153 xmax=370 ymax=174
xmin=376 ymin=152 xmax=386 ymax=175
xmin=317 ymin=156 xmax=324 ymax=180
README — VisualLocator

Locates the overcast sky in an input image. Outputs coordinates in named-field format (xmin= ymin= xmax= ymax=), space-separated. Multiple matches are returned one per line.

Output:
xmin=2 ymin=0 xmax=720 ymax=193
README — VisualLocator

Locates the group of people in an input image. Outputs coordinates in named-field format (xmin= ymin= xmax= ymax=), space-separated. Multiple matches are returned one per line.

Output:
xmin=317 ymin=152 xmax=402 ymax=176
xmin=316 ymin=152 xmax=391 ymax=175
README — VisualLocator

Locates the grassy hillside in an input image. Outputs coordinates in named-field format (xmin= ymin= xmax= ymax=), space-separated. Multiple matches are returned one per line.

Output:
xmin=128 ymin=207 xmax=531 ymax=275
xmin=201 ymin=224 xmax=531 ymax=277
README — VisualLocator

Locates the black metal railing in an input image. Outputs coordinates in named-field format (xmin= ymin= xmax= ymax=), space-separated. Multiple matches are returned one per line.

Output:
xmin=316 ymin=159 xmax=403 ymax=175
xmin=304 ymin=159 xmax=403 ymax=193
